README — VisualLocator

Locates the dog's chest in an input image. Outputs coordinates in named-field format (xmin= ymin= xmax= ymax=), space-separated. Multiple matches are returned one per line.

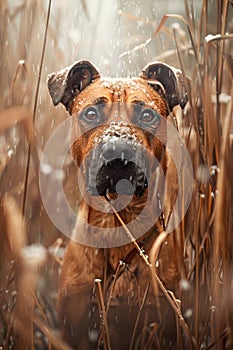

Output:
xmin=106 ymin=248 xmax=153 ymax=305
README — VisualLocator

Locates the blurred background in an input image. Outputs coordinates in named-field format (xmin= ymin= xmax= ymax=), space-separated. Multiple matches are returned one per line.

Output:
xmin=0 ymin=1 xmax=233 ymax=349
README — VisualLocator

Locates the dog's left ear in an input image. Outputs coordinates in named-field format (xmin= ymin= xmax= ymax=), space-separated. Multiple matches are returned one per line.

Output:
xmin=47 ymin=60 xmax=100 ymax=112
xmin=140 ymin=61 xmax=190 ymax=110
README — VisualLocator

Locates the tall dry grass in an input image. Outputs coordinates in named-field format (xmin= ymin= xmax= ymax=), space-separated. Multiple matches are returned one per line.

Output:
xmin=0 ymin=0 xmax=233 ymax=349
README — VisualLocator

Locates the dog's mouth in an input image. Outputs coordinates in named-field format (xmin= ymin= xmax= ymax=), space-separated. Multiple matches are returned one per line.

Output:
xmin=95 ymin=159 xmax=148 ymax=197
xmin=85 ymin=141 xmax=149 ymax=197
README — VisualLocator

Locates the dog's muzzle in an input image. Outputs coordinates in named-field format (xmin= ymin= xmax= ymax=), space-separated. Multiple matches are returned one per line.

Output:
xmin=86 ymin=137 xmax=149 ymax=197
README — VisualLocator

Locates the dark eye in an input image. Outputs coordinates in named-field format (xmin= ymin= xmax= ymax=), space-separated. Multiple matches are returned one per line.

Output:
xmin=140 ymin=109 xmax=161 ymax=126
xmin=82 ymin=107 xmax=98 ymax=122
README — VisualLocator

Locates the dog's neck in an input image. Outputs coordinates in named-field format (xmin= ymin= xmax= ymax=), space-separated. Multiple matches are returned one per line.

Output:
xmin=70 ymin=192 xmax=161 ymax=270
xmin=78 ymin=192 xmax=150 ymax=227
xmin=71 ymin=189 xmax=163 ymax=251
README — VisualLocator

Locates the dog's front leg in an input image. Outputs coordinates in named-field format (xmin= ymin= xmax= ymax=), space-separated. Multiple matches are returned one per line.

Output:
xmin=58 ymin=242 xmax=104 ymax=350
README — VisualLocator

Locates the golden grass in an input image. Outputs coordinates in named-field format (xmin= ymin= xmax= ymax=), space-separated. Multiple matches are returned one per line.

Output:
xmin=0 ymin=0 xmax=233 ymax=349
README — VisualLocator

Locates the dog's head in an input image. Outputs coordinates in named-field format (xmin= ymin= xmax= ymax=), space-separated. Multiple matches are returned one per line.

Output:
xmin=48 ymin=61 xmax=189 ymax=198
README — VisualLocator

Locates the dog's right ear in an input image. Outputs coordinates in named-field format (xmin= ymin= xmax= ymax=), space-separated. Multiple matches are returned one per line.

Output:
xmin=47 ymin=60 xmax=100 ymax=112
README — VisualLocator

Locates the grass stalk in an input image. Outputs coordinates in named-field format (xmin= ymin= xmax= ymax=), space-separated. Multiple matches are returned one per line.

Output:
xmin=106 ymin=261 xmax=124 ymax=314
xmin=105 ymin=195 xmax=152 ymax=266
xmin=212 ymin=84 xmax=233 ymax=346
xmin=194 ymin=195 xmax=204 ymax=344
xmin=22 ymin=0 xmax=52 ymax=218
xmin=94 ymin=279 xmax=111 ymax=350
xmin=34 ymin=317 xmax=73 ymax=350
xmin=129 ymin=281 xmax=151 ymax=350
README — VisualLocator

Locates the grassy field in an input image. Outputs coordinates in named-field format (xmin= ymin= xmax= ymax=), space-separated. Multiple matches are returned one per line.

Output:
xmin=0 ymin=0 xmax=233 ymax=349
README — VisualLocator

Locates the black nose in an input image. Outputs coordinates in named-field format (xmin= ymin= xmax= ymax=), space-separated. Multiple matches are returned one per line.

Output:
xmin=101 ymin=140 xmax=134 ymax=162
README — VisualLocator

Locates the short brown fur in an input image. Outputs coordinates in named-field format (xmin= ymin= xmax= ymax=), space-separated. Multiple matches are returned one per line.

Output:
xmin=47 ymin=61 xmax=189 ymax=349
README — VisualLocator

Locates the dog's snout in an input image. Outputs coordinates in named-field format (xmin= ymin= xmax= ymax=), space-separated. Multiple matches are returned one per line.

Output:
xmin=102 ymin=141 xmax=134 ymax=162
xmin=86 ymin=136 xmax=150 ymax=196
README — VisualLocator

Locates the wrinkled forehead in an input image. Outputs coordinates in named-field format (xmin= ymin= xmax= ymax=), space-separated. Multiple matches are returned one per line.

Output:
xmin=71 ymin=77 xmax=168 ymax=116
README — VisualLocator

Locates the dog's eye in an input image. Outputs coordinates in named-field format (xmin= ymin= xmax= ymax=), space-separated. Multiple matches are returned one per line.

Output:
xmin=140 ymin=109 xmax=161 ymax=126
xmin=82 ymin=107 xmax=98 ymax=122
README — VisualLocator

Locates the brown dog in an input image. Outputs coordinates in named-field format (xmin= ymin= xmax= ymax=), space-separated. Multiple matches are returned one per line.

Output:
xmin=47 ymin=61 xmax=189 ymax=349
